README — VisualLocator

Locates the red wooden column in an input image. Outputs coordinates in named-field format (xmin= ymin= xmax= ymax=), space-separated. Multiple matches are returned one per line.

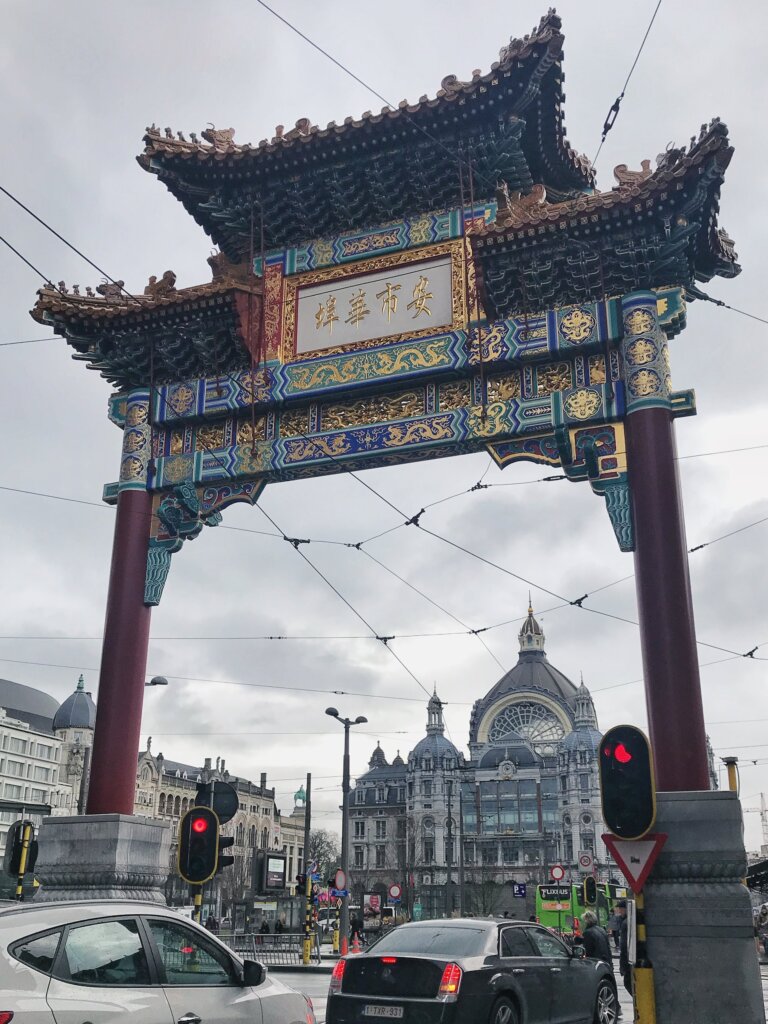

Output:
xmin=622 ymin=291 xmax=710 ymax=791
xmin=86 ymin=390 xmax=154 ymax=814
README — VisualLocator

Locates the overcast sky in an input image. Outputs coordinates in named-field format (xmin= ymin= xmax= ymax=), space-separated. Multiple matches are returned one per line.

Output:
xmin=1 ymin=1 xmax=767 ymax=850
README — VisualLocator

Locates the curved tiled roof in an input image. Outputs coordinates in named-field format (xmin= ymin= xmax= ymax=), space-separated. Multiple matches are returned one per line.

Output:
xmin=473 ymin=118 xmax=739 ymax=317
xmin=136 ymin=11 xmax=594 ymax=257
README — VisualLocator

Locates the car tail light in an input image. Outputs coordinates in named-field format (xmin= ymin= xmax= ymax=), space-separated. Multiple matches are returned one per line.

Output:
xmin=437 ymin=962 xmax=463 ymax=1002
xmin=381 ymin=957 xmax=397 ymax=964
xmin=329 ymin=958 xmax=347 ymax=993
xmin=0 ymin=1014 xmax=14 ymax=1024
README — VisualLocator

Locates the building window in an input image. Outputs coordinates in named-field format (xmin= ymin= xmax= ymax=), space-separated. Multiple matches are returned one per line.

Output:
xmin=397 ymin=787 xmax=405 ymax=802
xmin=560 ymin=776 xmax=567 ymax=793
xmin=355 ymin=789 xmax=365 ymax=805
xmin=423 ymin=839 xmax=434 ymax=864
xmin=376 ymin=787 xmax=386 ymax=803
xmin=375 ymin=820 xmax=386 ymax=839
xmin=354 ymin=820 xmax=365 ymax=839
xmin=37 ymin=743 xmax=53 ymax=759
xmin=481 ymin=842 xmax=497 ymax=866
xmin=6 ymin=760 xmax=24 ymax=778
xmin=8 ymin=738 xmax=26 ymax=754
xmin=4 ymin=784 xmax=22 ymax=799
xmin=501 ymin=841 xmax=519 ymax=865
xmin=354 ymin=846 xmax=364 ymax=868
xmin=158 ymin=793 xmax=166 ymax=815
xmin=261 ymin=827 xmax=268 ymax=848
xmin=463 ymin=842 xmax=475 ymax=865
xmin=375 ymin=846 xmax=386 ymax=868
xmin=422 ymin=780 xmax=432 ymax=799
xmin=581 ymin=833 xmax=595 ymax=852
xmin=30 ymin=788 xmax=46 ymax=803
xmin=396 ymin=819 xmax=406 ymax=839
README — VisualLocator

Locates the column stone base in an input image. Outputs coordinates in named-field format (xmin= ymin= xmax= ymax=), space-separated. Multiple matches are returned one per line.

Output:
xmin=35 ymin=814 xmax=171 ymax=903
xmin=644 ymin=790 xmax=765 ymax=1023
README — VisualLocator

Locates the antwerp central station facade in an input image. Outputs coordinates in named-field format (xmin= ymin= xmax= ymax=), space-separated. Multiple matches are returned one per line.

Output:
xmin=350 ymin=608 xmax=608 ymax=918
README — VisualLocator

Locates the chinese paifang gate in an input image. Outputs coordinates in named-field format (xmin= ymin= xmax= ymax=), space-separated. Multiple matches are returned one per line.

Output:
xmin=32 ymin=10 xmax=737 ymax=818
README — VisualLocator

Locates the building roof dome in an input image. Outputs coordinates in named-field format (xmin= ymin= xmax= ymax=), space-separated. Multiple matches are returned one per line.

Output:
xmin=0 ymin=678 xmax=60 ymax=726
xmin=52 ymin=674 xmax=96 ymax=732
xmin=411 ymin=690 xmax=459 ymax=762
xmin=562 ymin=726 xmax=602 ymax=751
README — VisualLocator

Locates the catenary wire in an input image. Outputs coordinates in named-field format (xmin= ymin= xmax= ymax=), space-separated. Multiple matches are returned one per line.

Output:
xmin=592 ymin=1 xmax=663 ymax=167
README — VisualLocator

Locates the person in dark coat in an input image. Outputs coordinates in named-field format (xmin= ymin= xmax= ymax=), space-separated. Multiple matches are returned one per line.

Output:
xmin=616 ymin=900 xmax=632 ymax=996
xmin=259 ymin=918 xmax=271 ymax=935
xmin=580 ymin=911 xmax=612 ymax=966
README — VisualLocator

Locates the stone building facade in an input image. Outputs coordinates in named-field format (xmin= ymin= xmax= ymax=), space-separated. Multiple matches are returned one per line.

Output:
xmin=349 ymin=608 xmax=610 ymax=918
xmin=0 ymin=676 xmax=95 ymax=864
xmin=134 ymin=744 xmax=306 ymax=907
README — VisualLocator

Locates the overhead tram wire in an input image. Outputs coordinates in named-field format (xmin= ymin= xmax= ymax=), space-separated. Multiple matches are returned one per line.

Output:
xmin=255 ymin=500 xmax=446 ymax=711
xmin=591 ymin=0 xmax=663 ymax=168
xmin=0 ymin=655 xmax=440 ymax=704
xmin=251 ymin=0 xmax=497 ymax=193
xmin=2 ymin=476 xmax=768 ymax=659
xmin=0 ymin=336 xmax=59 ymax=348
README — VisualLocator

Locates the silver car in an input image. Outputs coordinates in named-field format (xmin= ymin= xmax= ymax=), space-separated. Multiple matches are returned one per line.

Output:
xmin=0 ymin=899 xmax=314 ymax=1024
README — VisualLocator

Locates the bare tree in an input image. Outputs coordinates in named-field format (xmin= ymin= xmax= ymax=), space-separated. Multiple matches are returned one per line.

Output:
xmin=308 ymin=828 xmax=341 ymax=880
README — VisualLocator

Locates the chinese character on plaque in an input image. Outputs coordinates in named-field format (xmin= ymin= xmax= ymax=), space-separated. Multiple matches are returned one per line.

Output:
xmin=345 ymin=288 xmax=370 ymax=327
xmin=407 ymin=275 xmax=433 ymax=318
xmin=376 ymin=282 xmax=401 ymax=322
xmin=315 ymin=295 xmax=339 ymax=334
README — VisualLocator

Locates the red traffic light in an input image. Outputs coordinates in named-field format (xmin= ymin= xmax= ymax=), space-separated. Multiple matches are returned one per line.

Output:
xmin=615 ymin=743 xmax=633 ymax=764
xmin=191 ymin=816 xmax=209 ymax=834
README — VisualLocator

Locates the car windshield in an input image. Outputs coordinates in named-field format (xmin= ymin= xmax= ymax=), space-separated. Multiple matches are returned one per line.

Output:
xmin=370 ymin=925 xmax=488 ymax=957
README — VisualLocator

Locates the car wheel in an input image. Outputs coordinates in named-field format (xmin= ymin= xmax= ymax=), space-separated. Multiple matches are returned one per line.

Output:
xmin=489 ymin=996 xmax=518 ymax=1024
xmin=594 ymin=980 xmax=618 ymax=1024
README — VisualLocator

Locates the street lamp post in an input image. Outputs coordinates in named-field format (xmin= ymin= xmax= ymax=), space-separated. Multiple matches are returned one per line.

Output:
xmin=326 ymin=707 xmax=367 ymax=955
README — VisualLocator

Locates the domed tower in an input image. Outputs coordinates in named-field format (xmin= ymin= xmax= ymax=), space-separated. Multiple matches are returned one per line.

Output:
xmin=468 ymin=605 xmax=578 ymax=758
xmin=407 ymin=691 xmax=463 ymax=915
xmin=53 ymin=674 xmax=96 ymax=793
xmin=558 ymin=677 xmax=605 ymax=870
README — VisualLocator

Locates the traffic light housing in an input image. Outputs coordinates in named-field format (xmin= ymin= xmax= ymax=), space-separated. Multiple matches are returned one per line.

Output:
xmin=583 ymin=876 xmax=597 ymax=906
xmin=599 ymin=725 xmax=656 ymax=839
xmin=217 ymin=834 xmax=235 ymax=874
xmin=178 ymin=807 xmax=219 ymax=884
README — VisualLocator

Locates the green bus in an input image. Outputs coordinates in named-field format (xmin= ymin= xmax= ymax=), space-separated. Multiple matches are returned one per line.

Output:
xmin=535 ymin=882 xmax=628 ymax=936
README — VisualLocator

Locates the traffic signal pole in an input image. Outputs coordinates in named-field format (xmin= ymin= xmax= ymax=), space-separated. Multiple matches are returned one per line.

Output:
xmin=14 ymin=822 xmax=33 ymax=901
xmin=192 ymin=884 xmax=203 ymax=924
xmin=302 ymin=774 xmax=312 ymax=966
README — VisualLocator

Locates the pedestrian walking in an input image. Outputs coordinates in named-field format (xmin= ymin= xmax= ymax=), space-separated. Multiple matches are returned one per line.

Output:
xmin=350 ymin=914 xmax=364 ymax=948
xmin=580 ymin=911 xmax=612 ymax=966
xmin=205 ymin=915 xmax=219 ymax=934
xmin=607 ymin=909 xmax=622 ymax=951
xmin=615 ymin=900 xmax=632 ymax=996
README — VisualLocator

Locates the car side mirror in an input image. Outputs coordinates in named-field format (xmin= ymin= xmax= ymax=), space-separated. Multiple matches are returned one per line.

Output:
xmin=572 ymin=944 xmax=586 ymax=959
xmin=243 ymin=959 xmax=266 ymax=986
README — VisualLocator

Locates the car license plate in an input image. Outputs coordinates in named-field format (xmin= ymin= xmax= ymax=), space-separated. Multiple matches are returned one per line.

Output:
xmin=363 ymin=1006 xmax=404 ymax=1019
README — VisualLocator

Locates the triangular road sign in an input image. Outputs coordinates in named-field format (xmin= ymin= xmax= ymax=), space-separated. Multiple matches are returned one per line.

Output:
xmin=602 ymin=833 xmax=667 ymax=893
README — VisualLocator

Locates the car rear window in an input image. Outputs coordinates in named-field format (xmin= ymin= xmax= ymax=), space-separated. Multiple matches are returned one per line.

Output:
xmin=371 ymin=925 xmax=488 ymax=956
xmin=11 ymin=929 xmax=63 ymax=975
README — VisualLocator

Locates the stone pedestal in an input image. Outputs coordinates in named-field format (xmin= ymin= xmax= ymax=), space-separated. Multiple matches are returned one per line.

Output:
xmin=35 ymin=814 xmax=171 ymax=903
xmin=644 ymin=791 xmax=765 ymax=1023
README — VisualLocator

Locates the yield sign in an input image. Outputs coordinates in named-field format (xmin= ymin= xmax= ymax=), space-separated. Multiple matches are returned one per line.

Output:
xmin=602 ymin=833 xmax=667 ymax=894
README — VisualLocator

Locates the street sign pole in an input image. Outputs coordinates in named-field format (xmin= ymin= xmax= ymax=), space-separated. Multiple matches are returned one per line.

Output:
xmin=302 ymin=773 xmax=312 ymax=966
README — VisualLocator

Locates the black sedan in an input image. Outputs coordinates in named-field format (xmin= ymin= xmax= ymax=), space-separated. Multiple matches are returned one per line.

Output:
xmin=327 ymin=918 xmax=617 ymax=1024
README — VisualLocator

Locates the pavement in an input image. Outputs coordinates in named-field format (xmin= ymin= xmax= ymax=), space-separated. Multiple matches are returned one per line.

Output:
xmin=278 ymin=963 xmax=768 ymax=1023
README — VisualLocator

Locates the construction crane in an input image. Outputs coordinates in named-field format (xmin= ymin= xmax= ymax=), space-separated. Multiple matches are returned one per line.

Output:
xmin=742 ymin=793 xmax=768 ymax=854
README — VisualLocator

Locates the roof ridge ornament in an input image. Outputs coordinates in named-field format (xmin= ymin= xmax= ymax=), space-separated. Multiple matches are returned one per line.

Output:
xmin=613 ymin=159 xmax=652 ymax=189
xmin=201 ymin=125 xmax=237 ymax=152
xmin=495 ymin=181 xmax=547 ymax=228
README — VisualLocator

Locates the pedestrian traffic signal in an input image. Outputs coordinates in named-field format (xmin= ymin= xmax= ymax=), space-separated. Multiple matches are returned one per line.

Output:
xmin=583 ymin=875 xmax=597 ymax=906
xmin=217 ymin=834 xmax=235 ymax=874
xmin=178 ymin=807 xmax=219 ymax=884
xmin=599 ymin=725 xmax=656 ymax=839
